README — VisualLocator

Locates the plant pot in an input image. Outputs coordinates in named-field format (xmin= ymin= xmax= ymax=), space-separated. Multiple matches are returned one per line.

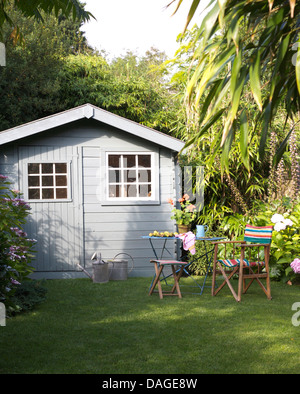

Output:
xmin=177 ymin=224 xmax=190 ymax=234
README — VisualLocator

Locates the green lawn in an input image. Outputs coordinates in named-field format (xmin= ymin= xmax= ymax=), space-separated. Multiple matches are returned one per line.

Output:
xmin=1 ymin=277 xmax=299 ymax=374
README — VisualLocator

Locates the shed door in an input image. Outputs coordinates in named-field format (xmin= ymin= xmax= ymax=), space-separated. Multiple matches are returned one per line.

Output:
xmin=18 ymin=146 xmax=83 ymax=273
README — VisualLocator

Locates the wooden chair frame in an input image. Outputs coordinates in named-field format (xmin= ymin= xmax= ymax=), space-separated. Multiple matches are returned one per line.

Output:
xmin=211 ymin=240 xmax=272 ymax=302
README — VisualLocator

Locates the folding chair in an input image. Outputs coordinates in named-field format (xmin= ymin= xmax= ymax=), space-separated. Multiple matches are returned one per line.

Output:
xmin=211 ymin=225 xmax=273 ymax=302
xmin=149 ymin=260 xmax=188 ymax=299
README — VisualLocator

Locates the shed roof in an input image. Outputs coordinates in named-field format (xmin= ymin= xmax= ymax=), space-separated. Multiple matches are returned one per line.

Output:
xmin=0 ymin=103 xmax=184 ymax=152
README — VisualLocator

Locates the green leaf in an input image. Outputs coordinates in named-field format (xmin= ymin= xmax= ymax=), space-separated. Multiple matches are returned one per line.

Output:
xmin=203 ymin=77 xmax=230 ymax=124
xmin=270 ymin=34 xmax=290 ymax=100
xmin=285 ymin=266 xmax=292 ymax=275
xmin=277 ymin=256 xmax=292 ymax=265
xmin=240 ymin=109 xmax=249 ymax=171
xmin=194 ymin=45 xmax=235 ymax=106
xmin=249 ymin=50 xmax=262 ymax=111
xmin=221 ymin=121 xmax=235 ymax=173
xmin=295 ymin=36 xmax=300 ymax=94
xmin=197 ymin=0 xmax=220 ymax=41
xmin=217 ymin=0 xmax=227 ymax=29
xmin=230 ymin=66 xmax=246 ymax=122
xmin=182 ymin=108 xmax=226 ymax=152
xmin=230 ymin=50 xmax=242 ymax=96
xmin=198 ymin=78 xmax=223 ymax=125
xmin=259 ymin=101 xmax=272 ymax=159
xmin=183 ymin=0 xmax=201 ymax=32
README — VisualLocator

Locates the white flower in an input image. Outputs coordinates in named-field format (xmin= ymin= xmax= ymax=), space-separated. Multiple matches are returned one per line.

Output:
xmin=271 ymin=214 xmax=285 ymax=224
xmin=274 ymin=222 xmax=287 ymax=231
xmin=283 ymin=218 xmax=293 ymax=226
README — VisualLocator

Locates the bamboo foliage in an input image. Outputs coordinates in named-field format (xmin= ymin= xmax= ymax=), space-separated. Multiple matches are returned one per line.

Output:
xmin=170 ymin=0 xmax=300 ymax=171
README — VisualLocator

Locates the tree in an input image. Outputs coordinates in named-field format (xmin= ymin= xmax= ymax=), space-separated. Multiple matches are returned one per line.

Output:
xmin=57 ymin=49 xmax=179 ymax=134
xmin=0 ymin=0 xmax=93 ymax=43
xmin=0 ymin=7 xmax=92 ymax=130
xmin=169 ymin=0 xmax=300 ymax=171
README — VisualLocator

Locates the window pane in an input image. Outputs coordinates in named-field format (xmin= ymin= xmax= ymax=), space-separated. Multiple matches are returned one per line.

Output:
xmin=56 ymin=188 xmax=67 ymax=199
xmin=42 ymin=176 xmax=54 ymax=186
xmin=27 ymin=162 xmax=69 ymax=200
xmin=138 ymin=169 xmax=151 ymax=182
xmin=109 ymin=184 xmax=121 ymax=197
xmin=139 ymin=184 xmax=151 ymax=197
xmin=125 ymin=184 xmax=137 ymax=197
xmin=28 ymin=163 xmax=40 ymax=174
xmin=108 ymin=155 xmax=121 ymax=168
xmin=55 ymin=163 xmax=67 ymax=173
xmin=124 ymin=169 xmax=136 ymax=183
xmin=138 ymin=155 xmax=151 ymax=168
xmin=28 ymin=176 xmax=40 ymax=187
xmin=56 ymin=175 xmax=67 ymax=187
xmin=42 ymin=163 xmax=53 ymax=174
xmin=42 ymin=188 xmax=54 ymax=199
xmin=109 ymin=169 xmax=121 ymax=183
xmin=123 ymin=155 xmax=136 ymax=168
xmin=28 ymin=188 xmax=40 ymax=199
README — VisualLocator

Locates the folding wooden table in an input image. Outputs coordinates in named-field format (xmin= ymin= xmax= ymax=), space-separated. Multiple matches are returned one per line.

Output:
xmin=142 ymin=235 xmax=226 ymax=295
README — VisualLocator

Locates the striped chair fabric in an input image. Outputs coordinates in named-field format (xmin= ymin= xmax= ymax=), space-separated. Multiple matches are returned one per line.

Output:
xmin=244 ymin=224 xmax=273 ymax=244
xmin=218 ymin=224 xmax=273 ymax=268
xmin=218 ymin=259 xmax=265 ymax=268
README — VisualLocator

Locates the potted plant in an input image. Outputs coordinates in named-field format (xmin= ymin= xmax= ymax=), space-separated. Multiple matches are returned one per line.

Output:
xmin=168 ymin=194 xmax=196 ymax=233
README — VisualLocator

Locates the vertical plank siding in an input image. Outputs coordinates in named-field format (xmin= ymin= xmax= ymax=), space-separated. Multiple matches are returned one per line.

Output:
xmin=0 ymin=121 xmax=178 ymax=278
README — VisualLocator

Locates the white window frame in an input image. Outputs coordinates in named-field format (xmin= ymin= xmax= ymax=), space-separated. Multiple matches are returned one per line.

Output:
xmin=105 ymin=151 xmax=159 ymax=204
xmin=25 ymin=161 xmax=71 ymax=202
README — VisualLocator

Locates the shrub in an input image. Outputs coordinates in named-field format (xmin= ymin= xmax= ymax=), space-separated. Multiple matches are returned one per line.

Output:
xmin=0 ymin=175 xmax=36 ymax=312
xmin=12 ymin=280 xmax=47 ymax=313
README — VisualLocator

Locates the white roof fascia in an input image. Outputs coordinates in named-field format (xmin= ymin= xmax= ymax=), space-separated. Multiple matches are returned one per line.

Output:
xmin=92 ymin=105 xmax=184 ymax=152
xmin=0 ymin=106 xmax=87 ymax=146
xmin=0 ymin=104 xmax=184 ymax=152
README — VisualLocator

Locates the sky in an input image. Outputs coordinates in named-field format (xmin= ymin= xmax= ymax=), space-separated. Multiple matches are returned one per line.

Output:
xmin=81 ymin=0 xmax=206 ymax=60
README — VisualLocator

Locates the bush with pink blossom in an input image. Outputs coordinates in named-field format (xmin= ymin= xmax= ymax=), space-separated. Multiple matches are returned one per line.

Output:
xmin=290 ymin=258 xmax=300 ymax=274
xmin=0 ymin=175 xmax=36 ymax=312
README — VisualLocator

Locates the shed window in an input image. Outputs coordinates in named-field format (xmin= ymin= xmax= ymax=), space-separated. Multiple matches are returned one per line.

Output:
xmin=107 ymin=153 xmax=153 ymax=200
xmin=27 ymin=163 xmax=69 ymax=200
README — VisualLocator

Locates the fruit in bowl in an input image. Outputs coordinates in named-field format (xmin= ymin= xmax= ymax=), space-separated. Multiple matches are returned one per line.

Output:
xmin=148 ymin=231 xmax=178 ymax=237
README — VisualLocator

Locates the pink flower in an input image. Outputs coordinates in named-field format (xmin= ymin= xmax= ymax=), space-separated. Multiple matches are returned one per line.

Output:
xmin=187 ymin=204 xmax=196 ymax=212
xmin=167 ymin=198 xmax=174 ymax=206
xmin=182 ymin=194 xmax=190 ymax=200
xmin=291 ymin=258 xmax=300 ymax=274
xmin=10 ymin=278 xmax=21 ymax=285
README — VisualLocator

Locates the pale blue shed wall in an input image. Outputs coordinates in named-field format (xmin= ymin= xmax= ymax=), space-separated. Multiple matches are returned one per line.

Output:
xmin=0 ymin=119 xmax=179 ymax=278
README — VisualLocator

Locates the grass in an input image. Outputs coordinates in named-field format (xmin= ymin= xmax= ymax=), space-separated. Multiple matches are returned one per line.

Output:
xmin=1 ymin=276 xmax=300 ymax=374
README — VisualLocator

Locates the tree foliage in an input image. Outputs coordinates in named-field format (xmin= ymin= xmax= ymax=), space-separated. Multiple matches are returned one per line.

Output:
xmin=169 ymin=0 xmax=300 ymax=171
xmin=0 ymin=0 xmax=93 ymax=43
xmin=0 ymin=6 xmax=179 ymax=134
xmin=0 ymin=6 xmax=91 ymax=130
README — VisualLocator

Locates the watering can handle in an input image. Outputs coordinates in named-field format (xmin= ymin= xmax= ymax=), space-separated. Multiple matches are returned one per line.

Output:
xmin=113 ymin=253 xmax=134 ymax=273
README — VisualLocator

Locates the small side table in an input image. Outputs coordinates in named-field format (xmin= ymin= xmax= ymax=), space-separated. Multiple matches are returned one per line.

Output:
xmin=148 ymin=259 xmax=188 ymax=299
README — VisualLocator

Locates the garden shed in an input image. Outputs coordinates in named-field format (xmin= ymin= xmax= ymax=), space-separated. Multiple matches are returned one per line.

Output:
xmin=0 ymin=103 xmax=184 ymax=278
